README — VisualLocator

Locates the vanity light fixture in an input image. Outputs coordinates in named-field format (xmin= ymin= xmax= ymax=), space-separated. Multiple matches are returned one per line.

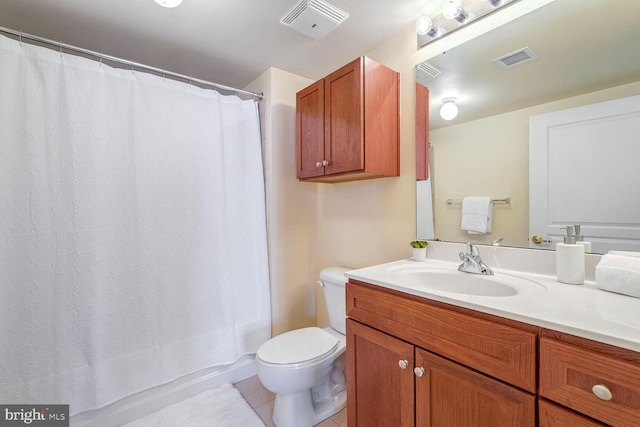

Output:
xmin=153 ymin=0 xmax=183 ymax=8
xmin=415 ymin=16 xmax=439 ymax=37
xmin=440 ymin=98 xmax=458 ymax=120
xmin=417 ymin=0 xmax=518 ymax=47
xmin=443 ymin=1 xmax=469 ymax=23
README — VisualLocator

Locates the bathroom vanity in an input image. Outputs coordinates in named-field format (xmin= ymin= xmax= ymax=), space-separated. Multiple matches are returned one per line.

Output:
xmin=345 ymin=244 xmax=640 ymax=427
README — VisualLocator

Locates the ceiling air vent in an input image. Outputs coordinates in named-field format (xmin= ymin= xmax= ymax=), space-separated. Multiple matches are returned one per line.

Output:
xmin=415 ymin=61 xmax=442 ymax=86
xmin=281 ymin=0 xmax=349 ymax=40
xmin=493 ymin=47 xmax=538 ymax=70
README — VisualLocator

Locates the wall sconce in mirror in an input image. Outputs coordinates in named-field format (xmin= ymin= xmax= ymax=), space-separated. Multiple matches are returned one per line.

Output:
xmin=415 ymin=16 xmax=439 ymax=37
xmin=417 ymin=0 xmax=520 ymax=47
xmin=443 ymin=1 xmax=469 ymax=23
xmin=440 ymin=98 xmax=458 ymax=120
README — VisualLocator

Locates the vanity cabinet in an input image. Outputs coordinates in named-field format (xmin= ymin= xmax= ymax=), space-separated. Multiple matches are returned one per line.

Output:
xmin=346 ymin=279 xmax=640 ymax=426
xmin=295 ymin=56 xmax=399 ymax=183
xmin=346 ymin=280 xmax=537 ymax=427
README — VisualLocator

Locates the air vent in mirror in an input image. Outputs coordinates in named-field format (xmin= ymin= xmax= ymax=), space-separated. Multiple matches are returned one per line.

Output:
xmin=493 ymin=47 xmax=537 ymax=70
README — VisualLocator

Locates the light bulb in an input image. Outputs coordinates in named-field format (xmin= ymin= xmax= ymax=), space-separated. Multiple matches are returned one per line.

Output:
xmin=415 ymin=16 xmax=437 ymax=37
xmin=153 ymin=0 xmax=183 ymax=8
xmin=443 ymin=1 xmax=469 ymax=23
xmin=440 ymin=98 xmax=458 ymax=120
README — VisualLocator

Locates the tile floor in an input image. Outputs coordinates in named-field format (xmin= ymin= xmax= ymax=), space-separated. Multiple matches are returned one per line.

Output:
xmin=234 ymin=375 xmax=347 ymax=427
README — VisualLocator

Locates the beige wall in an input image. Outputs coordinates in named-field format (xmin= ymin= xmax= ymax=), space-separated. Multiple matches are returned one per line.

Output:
xmin=315 ymin=26 xmax=420 ymax=327
xmin=245 ymin=68 xmax=319 ymax=337
xmin=245 ymin=27 xmax=640 ymax=336
xmin=431 ymin=80 xmax=640 ymax=248
xmin=245 ymin=25 xmax=422 ymax=334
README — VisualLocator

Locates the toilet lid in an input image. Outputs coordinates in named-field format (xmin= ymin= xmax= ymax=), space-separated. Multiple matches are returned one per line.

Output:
xmin=257 ymin=327 xmax=338 ymax=365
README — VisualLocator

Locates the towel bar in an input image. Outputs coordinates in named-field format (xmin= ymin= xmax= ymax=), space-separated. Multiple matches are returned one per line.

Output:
xmin=446 ymin=197 xmax=511 ymax=205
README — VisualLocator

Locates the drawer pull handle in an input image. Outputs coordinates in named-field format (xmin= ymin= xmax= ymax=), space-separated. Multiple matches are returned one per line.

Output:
xmin=398 ymin=359 xmax=409 ymax=370
xmin=414 ymin=367 xmax=425 ymax=378
xmin=592 ymin=384 xmax=613 ymax=401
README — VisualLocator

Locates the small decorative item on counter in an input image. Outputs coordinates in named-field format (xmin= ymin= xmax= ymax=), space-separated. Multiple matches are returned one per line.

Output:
xmin=555 ymin=226 xmax=585 ymax=285
xmin=410 ymin=240 xmax=428 ymax=261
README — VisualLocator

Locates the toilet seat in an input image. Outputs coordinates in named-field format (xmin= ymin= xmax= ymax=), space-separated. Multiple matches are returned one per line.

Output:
xmin=257 ymin=327 xmax=338 ymax=366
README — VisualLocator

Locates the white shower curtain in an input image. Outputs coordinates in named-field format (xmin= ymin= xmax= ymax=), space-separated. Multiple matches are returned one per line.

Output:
xmin=0 ymin=34 xmax=271 ymax=415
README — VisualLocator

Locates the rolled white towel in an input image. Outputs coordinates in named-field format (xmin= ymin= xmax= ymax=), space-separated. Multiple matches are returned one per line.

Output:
xmin=608 ymin=250 xmax=640 ymax=258
xmin=595 ymin=254 xmax=640 ymax=298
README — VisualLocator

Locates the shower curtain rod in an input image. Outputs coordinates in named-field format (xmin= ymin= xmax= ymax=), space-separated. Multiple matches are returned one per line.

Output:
xmin=0 ymin=26 xmax=264 ymax=101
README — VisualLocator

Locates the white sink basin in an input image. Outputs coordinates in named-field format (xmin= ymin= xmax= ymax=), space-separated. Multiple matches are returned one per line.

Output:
xmin=386 ymin=265 xmax=546 ymax=297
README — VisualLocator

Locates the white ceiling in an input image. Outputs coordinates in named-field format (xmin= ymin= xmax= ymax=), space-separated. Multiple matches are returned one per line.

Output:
xmin=0 ymin=0 xmax=439 ymax=90
xmin=2 ymin=0 xmax=638 ymax=127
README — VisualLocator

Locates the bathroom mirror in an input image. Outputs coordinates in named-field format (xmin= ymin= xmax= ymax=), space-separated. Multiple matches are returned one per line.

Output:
xmin=416 ymin=0 xmax=640 ymax=254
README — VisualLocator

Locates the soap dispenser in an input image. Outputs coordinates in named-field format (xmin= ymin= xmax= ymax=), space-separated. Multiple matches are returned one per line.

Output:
xmin=573 ymin=224 xmax=592 ymax=253
xmin=556 ymin=226 xmax=585 ymax=285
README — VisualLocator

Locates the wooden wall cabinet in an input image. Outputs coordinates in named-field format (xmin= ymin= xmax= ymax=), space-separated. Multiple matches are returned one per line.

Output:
xmin=295 ymin=56 xmax=399 ymax=183
xmin=346 ymin=280 xmax=640 ymax=426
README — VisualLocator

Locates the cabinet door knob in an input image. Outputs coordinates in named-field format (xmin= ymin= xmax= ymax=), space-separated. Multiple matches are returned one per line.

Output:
xmin=592 ymin=384 xmax=613 ymax=401
xmin=398 ymin=359 xmax=409 ymax=370
xmin=322 ymin=160 xmax=329 ymax=166
xmin=316 ymin=161 xmax=322 ymax=167
xmin=414 ymin=367 xmax=425 ymax=377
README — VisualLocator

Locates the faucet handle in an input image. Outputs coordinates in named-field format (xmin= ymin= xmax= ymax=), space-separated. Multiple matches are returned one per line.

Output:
xmin=459 ymin=251 xmax=467 ymax=261
xmin=466 ymin=242 xmax=479 ymax=256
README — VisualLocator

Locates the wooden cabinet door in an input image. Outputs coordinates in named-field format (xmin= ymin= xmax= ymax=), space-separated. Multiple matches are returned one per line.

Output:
xmin=347 ymin=319 xmax=414 ymax=427
xmin=415 ymin=348 xmax=535 ymax=427
xmin=416 ymin=82 xmax=430 ymax=181
xmin=539 ymin=399 xmax=607 ymax=427
xmin=324 ymin=58 xmax=363 ymax=176
xmin=296 ymin=79 xmax=324 ymax=179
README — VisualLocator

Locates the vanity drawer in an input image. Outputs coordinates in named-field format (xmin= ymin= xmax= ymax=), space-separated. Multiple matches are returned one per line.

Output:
xmin=346 ymin=280 xmax=537 ymax=392
xmin=540 ymin=337 xmax=640 ymax=426
xmin=539 ymin=399 xmax=607 ymax=427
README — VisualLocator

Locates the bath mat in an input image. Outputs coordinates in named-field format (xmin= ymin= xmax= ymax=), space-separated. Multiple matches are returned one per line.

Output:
xmin=120 ymin=383 xmax=265 ymax=427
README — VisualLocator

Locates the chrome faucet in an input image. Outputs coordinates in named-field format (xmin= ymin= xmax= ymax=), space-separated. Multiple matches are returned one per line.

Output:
xmin=491 ymin=238 xmax=504 ymax=246
xmin=458 ymin=243 xmax=494 ymax=275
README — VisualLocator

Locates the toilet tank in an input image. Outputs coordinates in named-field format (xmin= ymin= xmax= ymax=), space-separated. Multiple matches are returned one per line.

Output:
xmin=318 ymin=267 xmax=350 ymax=335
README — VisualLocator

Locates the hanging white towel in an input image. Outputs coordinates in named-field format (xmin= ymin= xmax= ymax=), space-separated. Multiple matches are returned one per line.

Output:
xmin=461 ymin=197 xmax=493 ymax=234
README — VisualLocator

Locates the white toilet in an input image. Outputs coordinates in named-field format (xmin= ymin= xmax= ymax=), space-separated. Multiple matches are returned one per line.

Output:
xmin=256 ymin=267 xmax=349 ymax=427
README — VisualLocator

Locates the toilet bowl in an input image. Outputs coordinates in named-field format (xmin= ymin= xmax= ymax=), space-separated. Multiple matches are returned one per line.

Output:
xmin=256 ymin=267 xmax=349 ymax=427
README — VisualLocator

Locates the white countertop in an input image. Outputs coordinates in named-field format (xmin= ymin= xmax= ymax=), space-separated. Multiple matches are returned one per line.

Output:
xmin=346 ymin=257 xmax=640 ymax=352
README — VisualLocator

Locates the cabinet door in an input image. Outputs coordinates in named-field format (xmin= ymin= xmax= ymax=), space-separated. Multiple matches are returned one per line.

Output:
xmin=347 ymin=319 xmax=414 ymax=427
xmin=416 ymin=82 xmax=430 ymax=181
xmin=539 ymin=399 xmax=607 ymax=427
xmin=415 ymin=348 xmax=535 ymax=427
xmin=324 ymin=58 xmax=363 ymax=175
xmin=296 ymin=79 xmax=325 ymax=179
